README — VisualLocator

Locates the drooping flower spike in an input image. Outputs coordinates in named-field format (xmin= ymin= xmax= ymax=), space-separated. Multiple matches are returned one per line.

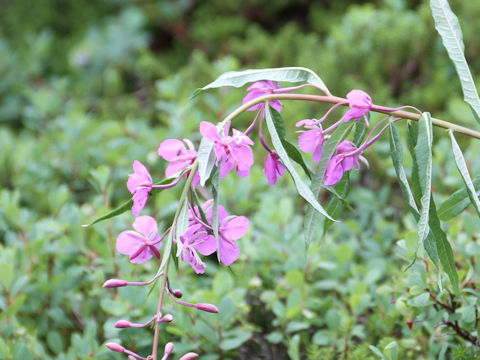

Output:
xmin=200 ymin=121 xmax=254 ymax=178
xmin=127 ymin=160 xmax=153 ymax=216
xmin=116 ymin=216 xmax=164 ymax=264
xmin=158 ymin=138 xmax=199 ymax=187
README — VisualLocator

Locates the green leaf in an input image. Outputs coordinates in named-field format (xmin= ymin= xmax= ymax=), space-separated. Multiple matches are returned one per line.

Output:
xmin=175 ymin=201 xmax=189 ymax=257
xmin=265 ymin=105 xmax=334 ymax=221
xmin=0 ymin=263 xmax=13 ymax=289
xmin=404 ymin=120 xmax=439 ymax=269
xmin=211 ymin=165 xmax=220 ymax=262
xmin=304 ymin=122 xmax=353 ymax=243
xmin=430 ymin=0 xmax=480 ymax=121
xmin=270 ymin=107 xmax=311 ymax=179
xmin=82 ymin=198 xmax=132 ymax=227
xmin=438 ymin=177 xmax=480 ymax=220
xmin=157 ymin=230 xmax=173 ymax=276
xmin=389 ymin=123 xmax=418 ymax=214
xmin=82 ymin=177 xmax=179 ymax=227
xmin=197 ymin=136 xmax=216 ymax=186
xmin=193 ymin=67 xmax=330 ymax=99
xmin=414 ymin=113 xmax=433 ymax=244
xmin=449 ymin=130 xmax=480 ymax=218
xmin=428 ymin=196 xmax=459 ymax=292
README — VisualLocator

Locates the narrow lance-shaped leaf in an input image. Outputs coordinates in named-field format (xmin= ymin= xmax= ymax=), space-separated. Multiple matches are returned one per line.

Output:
xmin=175 ymin=201 xmax=189 ymax=257
xmin=270 ymin=107 xmax=312 ymax=179
xmin=428 ymin=196 xmax=459 ymax=293
xmin=438 ymin=177 xmax=480 ymax=220
xmin=192 ymin=67 xmax=330 ymax=99
xmin=264 ymin=104 xmax=334 ymax=221
xmin=449 ymin=130 xmax=480 ymax=218
xmin=82 ymin=176 xmax=180 ymax=227
xmin=389 ymin=123 xmax=418 ymax=214
xmin=197 ymin=136 xmax=216 ymax=186
xmin=389 ymin=122 xmax=438 ymax=269
xmin=406 ymin=119 xmax=439 ymax=268
xmin=304 ymin=122 xmax=353 ymax=244
xmin=211 ymin=165 xmax=221 ymax=262
xmin=415 ymin=113 xmax=433 ymax=244
xmin=430 ymin=0 xmax=480 ymax=122
xmin=156 ymin=230 xmax=173 ymax=276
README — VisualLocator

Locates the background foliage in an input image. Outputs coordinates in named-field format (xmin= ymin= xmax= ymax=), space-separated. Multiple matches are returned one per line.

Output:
xmin=1 ymin=0 xmax=480 ymax=359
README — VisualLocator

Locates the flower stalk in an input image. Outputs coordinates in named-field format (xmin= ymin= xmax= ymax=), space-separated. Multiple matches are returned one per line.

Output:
xmin=223 ymin=93 xmax=480 ymax=140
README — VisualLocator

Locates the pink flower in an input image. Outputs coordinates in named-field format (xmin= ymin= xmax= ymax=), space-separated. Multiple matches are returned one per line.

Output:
xmin=205 ymin=204 xmax=249 ymax=266
xmin=127 ymin=160 xmax=153 ymax=216
xmin=116 ymin=216 xmax=162 ymax=264
xmin=180 ymin=224 xmax=216 ymax=274
xmin=200 ymin=121 xmax=254 ymax=178
xmin=324 ymin=141 xmax=364 ymax=186
xmin=158 ymin=138 xmax=199 ymax=186
xmin=263 ymin=151 xmax=286 ymax=186
xmin=343 ymin=89 xmax=372 ymax=124
xmin=242 ymin=81 xmax=283 ymax=116
xmin=296 ymin=119 xmax=325 ymax=162
xmin=180 ymin=201 xmax=249 ymax=272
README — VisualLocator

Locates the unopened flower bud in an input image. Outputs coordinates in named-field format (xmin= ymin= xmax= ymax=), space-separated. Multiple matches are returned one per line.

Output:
xmin=172 ymin=289 xmax=183 ymax=298
xmin=195 ymin=303 xmax=219 ymax=313
xmin=103 ymin=279 xmax=128 ymax=288
xmin=115 ymin=320 xmax=132 ymax=328
xmin=106 ymin=342 xmax=125 ymax=353
xmin=164 ymin=342 xmax=174 ymax=355
xmin=179 ymin=352 xmax=199 ymax=360
xmin=159 ymin=314 xmax=173 ymax=323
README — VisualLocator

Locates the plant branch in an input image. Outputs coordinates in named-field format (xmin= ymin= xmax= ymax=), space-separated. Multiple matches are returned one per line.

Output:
xmin=222 ymin=93 xmax=480 ymax=140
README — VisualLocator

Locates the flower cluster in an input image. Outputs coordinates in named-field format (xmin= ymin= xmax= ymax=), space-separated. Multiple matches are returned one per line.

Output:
xmin=181 ymin=200 xmax=249 ymax=274
xmin=103 ymin=81 xmax=388 ymax=359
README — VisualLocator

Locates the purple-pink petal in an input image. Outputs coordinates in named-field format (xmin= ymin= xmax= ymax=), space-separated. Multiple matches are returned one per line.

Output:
xmin=200 ymin=121 xmax=222 ymax=143
xmin=158 ymin=139 xmax=186 ymax=161
xmin=132 ymin=216 xmax=158 ymax=239
xmin=218 ymin=238 xmax=240 ymax=266
xmin=194 ymin=234 xmax=217 ymax=256
xmin=132 ymin=189 xmax=149 ymax=216
xmin=222 ymin=216 xmax=249 ymax=241
xmin=263 ymin=152 xmax=285 ymax=186
xmin=116 ymin=230 xmax=145 ymax=256
xmin=127 ymin=160 xmax=152 ymax=194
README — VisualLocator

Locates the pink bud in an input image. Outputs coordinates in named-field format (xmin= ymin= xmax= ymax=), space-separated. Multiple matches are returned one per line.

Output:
xmin=179 ymin=352 xmax=199 ymax=360
xmin=172 ymin=289 xmax=183 ymax=298
xmin=103 ymin=279 xmax=128 ymax=288
xmin=159 ymin=314 xmax=173 ymax=323
xmin=105 ymin=343 xmax=125 ymax=353
xmin=115 ymin=320 xmax=132 ymax=328
xmin=195 ymin=303 xmax=219 ymax=313
xmin=164 ymin=342 xmax=174 ymax=355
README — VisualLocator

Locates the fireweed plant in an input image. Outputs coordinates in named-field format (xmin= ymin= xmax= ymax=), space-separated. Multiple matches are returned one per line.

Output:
xmin=83 ymin=2 xmax=480 ymax=358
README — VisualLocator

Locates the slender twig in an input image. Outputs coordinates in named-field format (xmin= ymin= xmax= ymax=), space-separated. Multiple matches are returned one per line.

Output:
xmin=222 ymin=93 xmax=480 ymax=140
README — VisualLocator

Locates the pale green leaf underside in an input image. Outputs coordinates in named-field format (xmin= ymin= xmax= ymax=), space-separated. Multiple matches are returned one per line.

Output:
xmin=265 ymin=105 xmax=334 ymax=221
xmin=304 ymin=122 xmax=354 ymax=244
xmin=430 ymin=0 xmax=480 ymax=121
xmin=438 ymin=177 xmax=480 ymax=220
xmin=449 ymin=130 xmax=480 ymax=218
xmin=197 ymin=136 xmax=216 ymax=186
xmin=414 ymin=113 xmax=433 ymax=244
xmin=196 ymin=67 xmax=330 ymax=96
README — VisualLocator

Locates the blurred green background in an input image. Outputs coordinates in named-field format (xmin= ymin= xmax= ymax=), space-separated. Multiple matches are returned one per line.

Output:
xmin=1 ymin=0 xmax=480 ymax=359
